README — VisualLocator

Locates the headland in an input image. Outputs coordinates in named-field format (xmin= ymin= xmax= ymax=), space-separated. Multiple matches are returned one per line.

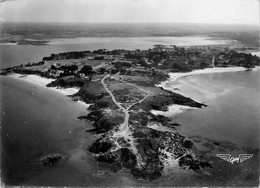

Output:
xmin=1 ymin=44 xmax=259 ymax=180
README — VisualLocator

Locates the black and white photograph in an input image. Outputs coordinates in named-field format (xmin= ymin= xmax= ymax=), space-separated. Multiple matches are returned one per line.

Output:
xmin=0 ymin=0 xmax=259 ymax=187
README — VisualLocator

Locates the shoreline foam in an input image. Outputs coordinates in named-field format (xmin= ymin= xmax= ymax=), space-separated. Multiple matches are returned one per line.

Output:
xmin=8 ymin=73 xmax=90 ymax=107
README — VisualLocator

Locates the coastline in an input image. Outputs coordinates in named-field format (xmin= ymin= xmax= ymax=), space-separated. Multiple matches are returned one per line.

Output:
xmin=157 ymin=66 xmax=260 ymax=101
xmin=7 ymin=73 xmax=201 ymax=118
xmin=3 ymin=65 xmax=258 ymax=182
xmin=6 ymin=65 xmax=259 ymax=117
xmin=151 ymin=104 xmax=197 ymax=117
xmin=7 ymin=73 xmax=90 ymax=108
xmin=7 ymin=66 xmax=256 ymax=117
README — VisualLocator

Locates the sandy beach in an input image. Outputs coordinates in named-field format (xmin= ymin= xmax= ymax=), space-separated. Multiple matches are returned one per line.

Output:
xmin=8 ymin=73 xmax=90 ymax=107
xmin=151 ymin=104 xmax=197 ymax=117
xmin=164 ymin=67 xmax=249 ymax=83
xmin=157 ymin=66 xmax=259 ymax=100
xmin=154 ymin=66 xmax=260 ymax=114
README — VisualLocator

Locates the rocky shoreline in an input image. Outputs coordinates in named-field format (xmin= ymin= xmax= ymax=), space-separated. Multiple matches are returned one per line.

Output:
xmin=70 ymin=73 xmax=211 ymax=181
xmin=1 ymin=70 xmax=211 ymax=180
xmin=3 ymin=61 xmax=259 ymax=183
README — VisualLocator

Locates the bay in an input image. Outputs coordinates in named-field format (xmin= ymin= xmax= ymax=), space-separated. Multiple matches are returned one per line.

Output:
xmin=0 ymin=36 xmax=231 ymax=69
xmin=170 ymin=70 xmax=260 ymax=148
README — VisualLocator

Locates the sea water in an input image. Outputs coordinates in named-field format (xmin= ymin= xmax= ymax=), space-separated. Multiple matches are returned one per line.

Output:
xmin=0 ymin=76 xmax=158 ymax=187
xmin=170 ymin=70 xmax=260 ymax=148
xmin=0 ymin=76 xmax=91 ymax=185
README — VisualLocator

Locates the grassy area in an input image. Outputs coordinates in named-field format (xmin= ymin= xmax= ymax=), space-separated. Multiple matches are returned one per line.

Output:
xmin=21 ymin=58 xmax=110 ymax=72
xmin=47 ymin=59 xmax=110 ymax=69
xmin=119 ymin=74 xmax=168 ymax=87
xmin=76 ymin=80 xmax=109 ymax=103
xmin=105 ymin=77 xmax=147 ymax=105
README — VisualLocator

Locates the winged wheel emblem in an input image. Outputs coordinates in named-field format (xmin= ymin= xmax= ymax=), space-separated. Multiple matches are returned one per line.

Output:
xmin=216 ymin=154 xmax=253 ymax=164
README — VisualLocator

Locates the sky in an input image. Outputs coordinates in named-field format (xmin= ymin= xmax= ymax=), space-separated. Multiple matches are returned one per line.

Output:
xmin=0 ymin=0 xmax=259 ymax=24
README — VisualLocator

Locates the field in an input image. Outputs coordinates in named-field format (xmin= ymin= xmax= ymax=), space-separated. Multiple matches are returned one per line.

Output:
xmin=21 ymin=58 xmax=111 ymax=72
xmin=105 ymin=76 xmax=148 ymax=109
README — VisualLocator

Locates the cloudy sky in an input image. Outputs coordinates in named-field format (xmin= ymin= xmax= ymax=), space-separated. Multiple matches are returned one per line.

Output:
xmin=0 ymin=0 xmax=259 ymax=24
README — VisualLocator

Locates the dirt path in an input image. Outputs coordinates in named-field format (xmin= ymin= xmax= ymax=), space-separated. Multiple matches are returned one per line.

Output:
xmin=100 ymin=74 xmax=149 ymax=167
xmin=101 ymin=74 xmax=124 ymax=110
xmin=101 ymin=74 xmax=149 ymax=131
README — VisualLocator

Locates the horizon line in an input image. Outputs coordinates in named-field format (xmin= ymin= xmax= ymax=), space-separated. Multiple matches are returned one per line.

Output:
xmin=1 ymin=21 xmax=259 ymax=26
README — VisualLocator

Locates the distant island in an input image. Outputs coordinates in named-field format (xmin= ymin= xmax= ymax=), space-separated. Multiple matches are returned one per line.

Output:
xmin=1 ymin=44 xmax=259 ymax=180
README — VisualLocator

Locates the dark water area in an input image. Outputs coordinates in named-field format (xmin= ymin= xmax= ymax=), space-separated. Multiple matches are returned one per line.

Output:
xmin=0 ymin=76 xmax=163 ymax=187
xmin=0 ymin=77 xmax=89 ymax=185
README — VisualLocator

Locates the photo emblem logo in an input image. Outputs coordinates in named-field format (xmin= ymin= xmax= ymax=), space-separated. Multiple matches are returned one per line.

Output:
xmin=216 ymin=154 xmax=253 ymax=164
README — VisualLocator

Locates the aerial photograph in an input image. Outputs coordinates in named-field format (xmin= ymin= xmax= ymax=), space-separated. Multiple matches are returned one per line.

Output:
xmin=0 ymin=0 xmax=259 ymax=187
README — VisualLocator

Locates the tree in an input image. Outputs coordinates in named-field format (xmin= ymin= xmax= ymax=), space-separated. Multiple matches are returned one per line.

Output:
xmin=80 ymin=65 xmax=93 ymax=75
xmin=172 ymin=62 xmax=192 ymax=72
xmin=51 ymin=65 xmax=57 ymax=70
xmin=99 ymin=67 xmax=106 ymax=74
xmin=59 ymin=65 xmax=78 ymax=76
xmin=94 ymin=56 xmax=104 ymax=60
xmin=199 ymin=60 xmax=208 ymax=69
xmin=69 ymin=65 xmax=78 ymax=72
xmin=243 ymin=54 xmax=255 ymax=71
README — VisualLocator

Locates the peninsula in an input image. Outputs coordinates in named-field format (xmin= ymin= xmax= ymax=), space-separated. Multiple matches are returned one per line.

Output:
xmin=1 ymin=44 xmax=259 ymax=180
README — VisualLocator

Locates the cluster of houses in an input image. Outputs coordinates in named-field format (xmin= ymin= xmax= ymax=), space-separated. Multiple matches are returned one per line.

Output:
xmin=45 ymin=44 xmax=259 ymax=78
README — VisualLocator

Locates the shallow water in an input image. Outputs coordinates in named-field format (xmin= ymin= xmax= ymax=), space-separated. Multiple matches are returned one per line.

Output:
xmin=170 ymin=70 xmax=260 ymax=148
